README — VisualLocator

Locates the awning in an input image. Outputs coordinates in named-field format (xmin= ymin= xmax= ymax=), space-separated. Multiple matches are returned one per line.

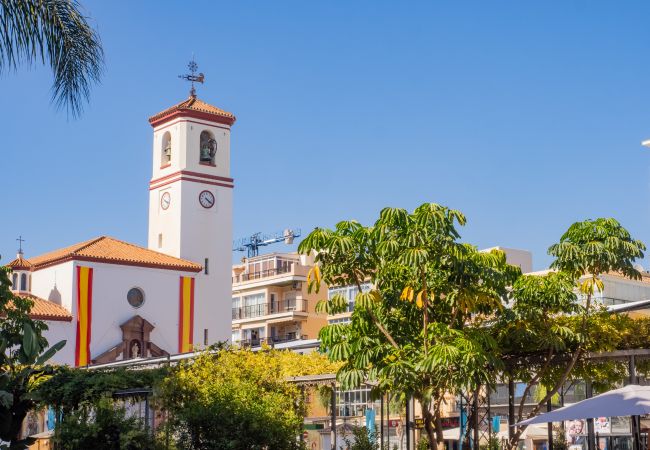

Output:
xmin=518 ymin=385 xmax=650 ymax=426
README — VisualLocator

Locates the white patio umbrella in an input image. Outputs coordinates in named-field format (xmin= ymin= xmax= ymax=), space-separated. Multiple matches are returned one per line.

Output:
xmin=517 ymin=385 xmax=650 ymax=425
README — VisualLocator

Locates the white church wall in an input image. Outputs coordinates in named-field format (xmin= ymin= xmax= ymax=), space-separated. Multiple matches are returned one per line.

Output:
xmin=30 ymin=261 xmax=75 ymax=311
xmin=44 ymin=320 xmax=76 ymax=365
xmin=178 ymin=179 xmax=233 ymax=345
xmin=147 ymin=183 xmax=183 ymax=256
xmin=182 ymin=119 xmax=231 ymax=176
xmin=72 ymin=261 xmax=198 ymax=362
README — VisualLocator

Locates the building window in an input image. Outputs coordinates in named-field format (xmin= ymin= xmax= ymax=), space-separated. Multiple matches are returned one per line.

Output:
xmin=328 ymin=317 xmax=352 ymax=325
xmin=12 ymin=273 xmax=17 ymax=290
xmin=204 ymin=329 xmax=209 ymax=345
xmin=158 ymin=234 xmax=163 ymax=248
xmin=161 ymin=131 xmax=172 ymax=166
xmin=20 ymin=273 xmax=27 ymax=291
xmin=204 ymin=258 xmax=209 ymax=275
xmin=127 ymin=287 xmax=145 ymax=308
xmin=336 ymin=387 xmax=377 ymax=417
xmin=243 ymin=293 xmax=266 ymax=318
xmin=328 ymin=282 xmax=372 ymax=313
xmin=199 ymin=130 xmax=216 ymax=165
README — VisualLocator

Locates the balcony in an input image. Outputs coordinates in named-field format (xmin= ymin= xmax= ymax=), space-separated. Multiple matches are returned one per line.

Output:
xmin=237 ymin=266 xmax=293 ymax=282
xmin=239 ymin=334 xmax=308 ymax=348
xmin=232 ymin=255 xmax=307 ymax=286
xmin=232 ymin=299 xmax=308 ymax=320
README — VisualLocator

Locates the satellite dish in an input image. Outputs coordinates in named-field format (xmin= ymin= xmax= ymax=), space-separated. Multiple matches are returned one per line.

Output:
xmin=633 ymin=263 xmax=645 ymax=272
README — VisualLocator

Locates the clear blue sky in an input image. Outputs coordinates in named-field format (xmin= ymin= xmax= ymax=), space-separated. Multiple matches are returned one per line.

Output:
xmin=2 ymin=1 xmax=650 ymax=270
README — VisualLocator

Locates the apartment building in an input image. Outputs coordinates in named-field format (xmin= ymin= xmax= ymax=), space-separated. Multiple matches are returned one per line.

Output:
xmin=231 ymin=252 xmax=327 ymax=347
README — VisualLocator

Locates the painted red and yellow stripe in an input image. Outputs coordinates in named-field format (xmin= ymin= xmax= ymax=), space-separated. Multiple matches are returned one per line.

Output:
xmin=178 ymin=276 xmax=195 ymax=353
xmin=75 ymin=266 xmax=93 ymax=366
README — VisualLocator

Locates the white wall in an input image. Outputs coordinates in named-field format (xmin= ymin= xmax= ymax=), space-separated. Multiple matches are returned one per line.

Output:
xmin=30 ymin=261 xmax=75 ymax=312
xmin=148 ymin=115 xmax=234 ymax=345
xmin=43 ymin=320 xmax=75 ymax=365
xmin=79 ymin=261 xmax=198 ymax=361
xmin=602 ymin=275 xmax=650 ymax=302
xmin=31 ymin=260 xmax=201 ymax=366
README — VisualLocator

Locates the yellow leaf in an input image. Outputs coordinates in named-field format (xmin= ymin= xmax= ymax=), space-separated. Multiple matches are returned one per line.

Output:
xmin=400 ymin=287 xmax=410 ymax=301
xmin=416 ymin=291 xmax=424 ymax=309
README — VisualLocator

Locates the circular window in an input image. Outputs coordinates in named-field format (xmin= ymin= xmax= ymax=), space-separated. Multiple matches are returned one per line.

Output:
xmin=127 ymin=287 xmax=145 ymax=308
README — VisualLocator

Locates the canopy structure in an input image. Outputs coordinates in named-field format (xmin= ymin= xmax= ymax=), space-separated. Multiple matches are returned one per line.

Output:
xmin=518 ymin=385 xmax=650 ymax=425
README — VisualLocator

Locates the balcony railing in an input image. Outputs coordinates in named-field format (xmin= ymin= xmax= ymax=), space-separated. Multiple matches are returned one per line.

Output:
xmin=239 ymin=334 xmax=308 ymax=347
xmin=232 ymin=265 xmax=297 ymax=283
xmin=232 ymin=299 xmax=308 ymax=320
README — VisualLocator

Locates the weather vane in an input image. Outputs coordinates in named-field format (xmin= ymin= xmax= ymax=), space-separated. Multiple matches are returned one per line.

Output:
xmin=178 ymin=56 xmax=205 ymax=97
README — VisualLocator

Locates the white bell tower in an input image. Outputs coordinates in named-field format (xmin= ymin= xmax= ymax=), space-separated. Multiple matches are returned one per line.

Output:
xmin=147 ymin=91 xmax=235 ymax=346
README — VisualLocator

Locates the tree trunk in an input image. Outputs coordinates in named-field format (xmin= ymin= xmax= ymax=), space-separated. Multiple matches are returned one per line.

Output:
xmin=422 ymin=406 xmax=437 ymax=450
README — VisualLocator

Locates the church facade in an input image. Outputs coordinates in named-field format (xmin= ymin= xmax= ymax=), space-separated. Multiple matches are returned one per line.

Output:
xmin=6 ymin=94 xmax=236 ymax=366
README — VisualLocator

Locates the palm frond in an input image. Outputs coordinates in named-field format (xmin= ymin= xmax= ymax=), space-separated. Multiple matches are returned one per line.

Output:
xmin=0 ymin=0 xmax=104 ymax=117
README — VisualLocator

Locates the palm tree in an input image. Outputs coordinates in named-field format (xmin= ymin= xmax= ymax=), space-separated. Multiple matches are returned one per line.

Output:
xmin=0 ymin=0 xmax=104 ymax=117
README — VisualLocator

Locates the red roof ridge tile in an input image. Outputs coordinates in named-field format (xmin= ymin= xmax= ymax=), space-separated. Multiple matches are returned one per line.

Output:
xmin=148 ymin=95 xmax=236 ymax=127
xmin=26 ymin=236 xmax=202 ymax=272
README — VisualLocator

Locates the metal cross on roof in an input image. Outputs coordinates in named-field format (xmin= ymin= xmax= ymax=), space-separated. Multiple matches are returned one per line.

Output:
xmin=16 ymin=235 xmax=25 ymax=254
xmin=178 ymin=56 xmax=205 ymax=97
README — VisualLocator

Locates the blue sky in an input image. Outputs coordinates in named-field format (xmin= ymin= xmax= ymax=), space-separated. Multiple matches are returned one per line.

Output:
xmin=2 ymin=1 xmax=650 ymax=270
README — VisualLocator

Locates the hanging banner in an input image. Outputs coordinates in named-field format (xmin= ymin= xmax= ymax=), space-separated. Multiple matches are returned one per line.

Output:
xmin=178 ymin=276 xmax=195 ymax=353
xmin=75 ymin=266 xmax=94 ymax=366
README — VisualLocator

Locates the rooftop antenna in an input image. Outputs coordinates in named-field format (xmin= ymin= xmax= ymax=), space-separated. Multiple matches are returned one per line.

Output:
xmin=233 ymin=229 xmax=301 ymax=258
xmin=178 ymin=55 xmax=205 ymax=97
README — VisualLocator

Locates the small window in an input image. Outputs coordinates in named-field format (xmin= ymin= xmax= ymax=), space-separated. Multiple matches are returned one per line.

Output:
xmin=199 ymin=130 xmax=216 ymax=165
xmin=20 ymin=273 xmax=27 ymax=291
xmin=12 ymin=273 xmax=17 ymax=289
xmin=158 ymin=233 xmax=163 ymax=248
xmin=161 ymin=132 xmax=172 ymax=166
xmin=204 ymin=329 xmax=208 ymax=345
xmin=204 ymin=258 xmax=209 ymax=275
xmin=127 ymin=287 xmax=145 ymax=308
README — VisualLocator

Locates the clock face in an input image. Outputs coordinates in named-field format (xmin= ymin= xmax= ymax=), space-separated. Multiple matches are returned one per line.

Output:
xmin=160 ymin=192 xmax=171 ymax=210
xmin=199 ymin=190 xmax=215 ymax=209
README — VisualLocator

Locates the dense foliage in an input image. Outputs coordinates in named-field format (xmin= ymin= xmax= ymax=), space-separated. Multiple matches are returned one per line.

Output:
xmin=300 ymin=205 xmax=648 ymax=450
xmin=37 ymin=366 xmax=168 ymax=413
xmin=159 ymin=347 xmax=340 ymax=450
xmin=494 ymin=218 xmax=645 ymax=447
xmin=53 ymin=397 xmax=161 ymax=450
xmin=299 ymin=204 xmax=521 ymax=448
xmin=0 ymin=266 xmax=66 ymax=449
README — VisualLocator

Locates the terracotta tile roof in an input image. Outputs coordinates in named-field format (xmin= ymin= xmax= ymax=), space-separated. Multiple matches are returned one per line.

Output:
xmin=149 ymin=95 xmax=236 ymax=127
xmin=28 ymin=236 xmax=202 ymax=272
xmin=6 ymin=255 xmax=33 ymax=270
xmin=17 ymin=294 xmax=72 ymax=322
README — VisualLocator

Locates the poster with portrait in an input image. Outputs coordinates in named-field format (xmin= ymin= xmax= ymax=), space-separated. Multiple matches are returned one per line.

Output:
xmin=566 ymin=419 xmax=587 ymax=446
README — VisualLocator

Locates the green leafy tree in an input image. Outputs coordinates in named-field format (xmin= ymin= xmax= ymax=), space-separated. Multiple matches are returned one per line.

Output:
xmin=343 ymin=426 xmax=380 ymax=450
xmin=0 ymin=0 xmax=104 ymax=116
xmin=299 ymin=203 xmax=521 ymax=450
xmin=495 ymin=218 xmax=645 ymax=448
xmin=159 ymin=347 xmax=338 ymax=450
xmin=0 ymin=266 xmax=66 ymax=449
xmin=54 ymin=397 xmax=161 ymax=450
